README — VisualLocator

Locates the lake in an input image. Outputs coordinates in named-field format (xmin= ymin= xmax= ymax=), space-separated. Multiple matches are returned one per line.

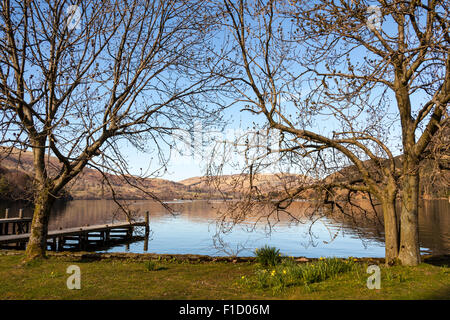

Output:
xmin=1 ymin=199 xmax=448 ymax=257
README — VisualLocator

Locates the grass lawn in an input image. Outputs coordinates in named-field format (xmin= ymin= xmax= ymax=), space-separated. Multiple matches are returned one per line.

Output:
xmin=0 ymin=253 xmax=448 ymax=300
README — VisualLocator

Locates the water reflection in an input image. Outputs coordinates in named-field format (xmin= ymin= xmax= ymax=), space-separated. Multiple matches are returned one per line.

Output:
xmin=418 ymin=200 xmax=450 ymax=254
xmin=0 ymin=199 xmax=448 ymax=257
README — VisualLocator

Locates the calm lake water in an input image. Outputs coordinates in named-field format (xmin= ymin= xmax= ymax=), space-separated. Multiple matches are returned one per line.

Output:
xmin=1 ymin=199 xmax=449 ymax=257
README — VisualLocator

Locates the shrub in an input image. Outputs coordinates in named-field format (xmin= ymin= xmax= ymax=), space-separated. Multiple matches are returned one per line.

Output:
xmin=254 ymin=246 xmax=282 ymax=267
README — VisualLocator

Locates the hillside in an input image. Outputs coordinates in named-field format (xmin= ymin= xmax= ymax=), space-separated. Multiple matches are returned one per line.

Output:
xmin=0 ymin=148 xmax=196 ymax=201
xmin=179 ymin=173 xmax=314 ymax=199
xmin=325 ymin=155 xmax=449 ymax=200
xmin=1 ymin=141 xmax=447 ymax=202
xmin=0 ymin=164 xmax=34 ymax=202
xmin=327 ymin=121 xmax=449 ymax=200
xmin=0 ymin=148 xmax=310 ymax=201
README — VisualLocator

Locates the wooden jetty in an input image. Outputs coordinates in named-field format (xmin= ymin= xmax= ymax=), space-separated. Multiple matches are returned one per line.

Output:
xmin=0 ymin=217 xmax=32 ymax=235
xmin=0 ymin=211 xmax=150 ymax=251
xmin=0 ymin=208 xmax=31 ymax=236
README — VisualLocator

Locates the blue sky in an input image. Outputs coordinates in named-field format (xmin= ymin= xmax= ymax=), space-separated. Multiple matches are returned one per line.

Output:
xmin=3 ymin=1 xmax=440 ymax=183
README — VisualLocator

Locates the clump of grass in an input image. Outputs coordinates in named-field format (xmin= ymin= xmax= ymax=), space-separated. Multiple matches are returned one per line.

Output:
xmin=240 ymin=256 xmax=358 ymax=292
xmin=254 ymin=245 xmax=282 ymax=267
xmin=144 ymin=260 xmax=165 ymax=271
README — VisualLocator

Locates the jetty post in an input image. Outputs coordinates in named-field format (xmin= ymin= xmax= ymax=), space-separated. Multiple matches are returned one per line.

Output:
xmin=143 ymin=211 xmax=150 ymax=252
xmin=145 ymin=211 xmax=150 ymax=236
xmin=2 ymin=209 xmax=9 ymax=234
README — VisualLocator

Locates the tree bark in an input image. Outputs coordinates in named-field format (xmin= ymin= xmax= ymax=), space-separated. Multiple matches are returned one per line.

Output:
xmin=23 ymin=187 xmax=55 ymax=261
xmin=381 ymin=197 xmax=399 ymax=265
xmin=398 ymin=172 xmax=421 ymax=266
xmin=23 ymin=141 xmax=55 ymax=262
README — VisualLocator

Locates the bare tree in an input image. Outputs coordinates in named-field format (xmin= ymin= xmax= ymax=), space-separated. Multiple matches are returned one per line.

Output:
xmin=0 ymin=0 xmax=224 ymax=261
xmin=208 ymin=0 xmax=448 ymax=265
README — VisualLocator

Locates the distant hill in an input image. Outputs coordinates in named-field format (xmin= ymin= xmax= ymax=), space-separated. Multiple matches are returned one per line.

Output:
xmin=0 ymin=148 xmax=195 ymax=201
xmin=179 ymin=173 xmax=314 ymax=199
xmin=328 ymin=120 xmax=449 ymax=200
xmin=0 ymin=163 xmax=34 ymax=202
xmin=325 ymin=153 xmax=449 ymax=200
xmin=0 ymin=148 xmax=311 ymax=201
xmin=1 ymin=138 xmax=447 ymax=202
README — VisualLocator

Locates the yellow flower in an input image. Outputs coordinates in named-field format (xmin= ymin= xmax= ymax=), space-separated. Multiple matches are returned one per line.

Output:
xmin=282 ymin=270 xmax=287 ymax=275
xmin=241 ymin=276 xmax=245 ymax=279
xmin=271 ymin=270 xmax=276 ymax=276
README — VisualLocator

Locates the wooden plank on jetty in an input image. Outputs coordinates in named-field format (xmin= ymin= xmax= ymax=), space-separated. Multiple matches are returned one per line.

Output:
xmin=0 ymin=217 xmax=32 ymax=223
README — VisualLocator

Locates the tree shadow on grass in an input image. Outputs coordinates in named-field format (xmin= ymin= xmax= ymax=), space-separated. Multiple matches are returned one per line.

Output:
xmin=148 ymin=266 xmax=168 ymax=271
xmin=423 ymin=286 xmax=450 ymax=300
xmin=422 ymin=255 xmax=450 ymax=267
xmin=421 ymin=255 xmax=450 ymax=300
xmin=143 ymin=260 xmax=168 ymax=271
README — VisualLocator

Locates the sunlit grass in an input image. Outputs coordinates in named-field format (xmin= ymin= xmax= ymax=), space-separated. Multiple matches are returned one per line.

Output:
xmin=0 ymin=253 xmax=448 ymax=299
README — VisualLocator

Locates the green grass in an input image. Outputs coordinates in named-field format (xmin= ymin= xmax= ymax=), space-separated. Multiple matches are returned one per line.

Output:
xmin=0 ymin=253 xmax=448 ymax=299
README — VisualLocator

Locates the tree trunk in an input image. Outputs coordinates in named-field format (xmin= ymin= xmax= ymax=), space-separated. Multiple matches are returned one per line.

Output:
xmin=381 ymin=197 xmax=399 ymax=265
xmin=23 ymin=187 xmax=55 ymax=262
xmin=398 ymin=172 xmax=421 ymax=266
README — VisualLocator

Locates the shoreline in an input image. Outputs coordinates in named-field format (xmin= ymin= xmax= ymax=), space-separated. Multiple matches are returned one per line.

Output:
xmin=1 ymin=196 xmax=448 ymax=205
xmin=1 ymin=249 xmax=448 ymax=265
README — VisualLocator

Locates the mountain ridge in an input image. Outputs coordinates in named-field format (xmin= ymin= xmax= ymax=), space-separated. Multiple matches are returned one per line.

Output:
xmin=0 ymin=148 xmax=309 ymax=201
xmin=1 ymin=145 xmax=447 ymax=202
